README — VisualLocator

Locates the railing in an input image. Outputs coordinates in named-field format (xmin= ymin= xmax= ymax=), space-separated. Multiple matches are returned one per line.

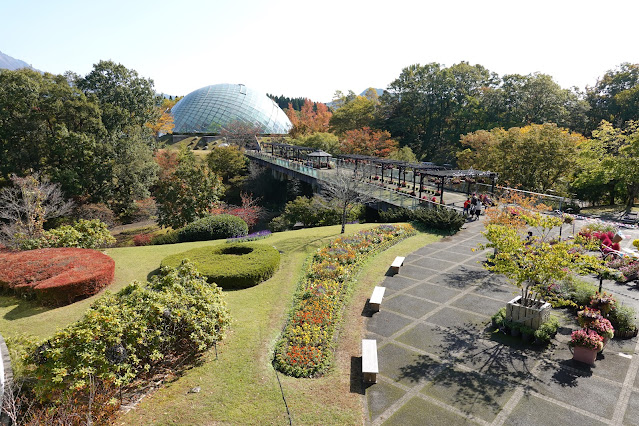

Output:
xmin=246 ymin=151 xmax=462 ymax=212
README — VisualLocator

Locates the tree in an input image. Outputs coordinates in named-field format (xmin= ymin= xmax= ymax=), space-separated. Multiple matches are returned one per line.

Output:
xmin=286 ymin=99 xmax=332 ymax=137
xmin=0 ymin=173 xmax=74 ymax=247
xmin=321 ymin=166 xmax=373 ymax=234
xmin=292 ymin=132 xmax=340 ymax=155
xmin=76 ymin=60 xmax=156 ymax=135
xmin=388 ymin=146 xmax=418 ymax=163
xmin=220 ymin=120 xmax=263 ymax=149
xmin=586 ymin=63 xmax=639 ymax=131
xmin=207 ymin=145 xmax=248 ymax=183
xmin=329 ymin=90 xmax=378 ymax=135
xmin=457 ymin=123 xmax=582 ymax=193
xmin=145 ymin=97 xmax=176 ymax=140
xmin=154 ymin=148 xmax=224 ymax=229
xmin=340 ymin=127 xmax=398 ymax=157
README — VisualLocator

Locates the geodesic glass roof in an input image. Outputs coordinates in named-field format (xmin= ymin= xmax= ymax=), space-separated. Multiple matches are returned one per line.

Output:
xmin=171 ymin=83 xmax=292 ymax=134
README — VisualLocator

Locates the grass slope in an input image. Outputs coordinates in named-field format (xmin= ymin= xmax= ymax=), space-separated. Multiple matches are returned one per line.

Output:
xmin=0 ymin=224 xmax=440 ymax=424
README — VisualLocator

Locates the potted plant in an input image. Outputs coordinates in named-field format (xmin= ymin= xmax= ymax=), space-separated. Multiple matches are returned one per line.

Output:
xmin=520 ymin=325 xmax=534 ymax=343
xmin=570 ymin=328 xmax=604 ymax=365
xmin=578 ymin=307 xmax=603 ymax=328
xmin=609 ymin=305 xmax=639 ymax=338
xmin=491 ymin=307 xmax=506 ymax=328
xmin=590 ymin=292 xmax=617 ymax=316
xmin=589 ymin=318 xmax=614 ymax=352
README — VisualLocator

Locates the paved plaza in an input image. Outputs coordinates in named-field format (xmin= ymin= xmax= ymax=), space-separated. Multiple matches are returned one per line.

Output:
xmin=363 ymin=218 xmax=639 ymax=425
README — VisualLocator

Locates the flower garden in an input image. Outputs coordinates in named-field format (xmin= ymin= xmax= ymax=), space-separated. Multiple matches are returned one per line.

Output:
xmin=274 ymin=224 xmax=416 ymax=377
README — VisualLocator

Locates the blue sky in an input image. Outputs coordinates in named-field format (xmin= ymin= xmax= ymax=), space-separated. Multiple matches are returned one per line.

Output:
xmin=2 ymin=0 xmax=638 ymax=102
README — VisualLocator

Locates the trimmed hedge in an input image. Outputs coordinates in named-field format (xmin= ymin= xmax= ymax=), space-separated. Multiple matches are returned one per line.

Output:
xmin=150 ymin=230 xmax=179 ymax=245
xmin=161 ymin=243 xmax=280 ymax=289
xmin=177 ymin=214 xmax=248 ymax=242
xmin=0 ymin=248 xmax=115 ymax=305
xmin=380 ymin=206 xmax=465 ymax=233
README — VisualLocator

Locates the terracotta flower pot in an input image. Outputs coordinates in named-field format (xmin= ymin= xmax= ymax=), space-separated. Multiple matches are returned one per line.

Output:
xmin=572 ymin=345 xmax=598 ymax=365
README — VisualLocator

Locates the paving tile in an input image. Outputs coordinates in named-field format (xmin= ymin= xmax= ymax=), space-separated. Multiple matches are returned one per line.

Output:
xmin=411 ymin=246 xmax=442 ymax=257
xmin=411 ymin=257 xmax=458 ymax=272
xmin=452 ymin=294 xmax=507 ymax=317
xmin=428 ymin=249 xmax=473 ymax=263
xmin=446 ymin=244 xmax=477 ymax=256
xmin=421 ymin=367 xmax=516 ymax=422
xmin=378 ymin=342 xmax=441 ymax=386
xmin=504 ymin=393 xmax=607 ymax=426
xmin=623 ymin=389 xmax=639 ymax=425
xmin=398 ymin=264 xmax=443 ymax=280
xmin=427 ymin=307 xmax=488 ymax=330
xmin=471 ymin=280 xmax=516 ymax=301
xmin=382 ymin=396 xmax=471 ymax=426
xmin=380 ymin=275 xmax=420 ymax=292
xmin=531 ymin=359 xmax=622 ymax=419
xmin=404 ymin=282 xmax=462 ymax=304
xmin=384 ymin=294 xmax=438 ymax=319
xmin=396 ymin=322 xmax=468 ymax=360
xmin=457 ymin=339 xmax=538 ymax=384
xmin=366 ymin=380 xmax=407 ymax=422
xmin=367 ymin=309 xmax=414 ymax=338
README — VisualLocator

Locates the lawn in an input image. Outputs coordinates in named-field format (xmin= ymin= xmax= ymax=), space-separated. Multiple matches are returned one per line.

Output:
xmin=0 ymin=223 xmax=440 ymax=424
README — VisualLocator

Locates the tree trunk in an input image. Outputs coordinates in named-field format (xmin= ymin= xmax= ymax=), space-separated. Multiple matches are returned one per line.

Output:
xmin=626 ymin=184 xmax=638 ymax=214
xmin=341 ymin=203 xmax=347 ymax=234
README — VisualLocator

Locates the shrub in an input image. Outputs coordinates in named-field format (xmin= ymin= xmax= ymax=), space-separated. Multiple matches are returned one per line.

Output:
xmin=609 ymin=305 xmax=638 ymax=333
xmin=410 ymin=207 xmax=466 ymax=232
xmin=378 ymin=207 xmax=412 ymax=223
xmin=23 ymin=261 xmax=231 ymax=403
xmin=74 ymin=203 xmax=116 ymax=227
xmin=20 ymin=219 xmax=115 ymax=250
xmin=150 ymin=230 xmax=179 ymax=245
xmin=569 ymin=279 xmax=598 ymax=307
xmin=161 ymin=243 xmax=280 ymax=289
xmin=178 ymin=214 xmax=248 ymax=242
xmin=534 ymin=316 xmax=560 ymax=344
xmin=0 ymin=248 xmax=115 ymax=305
xmin=133 ymin=233 xmax=152 ymax=246
xmin=491 ymin=307 xmax=506 ymax=328
xmin=268 ymin=196 xmax=364 ymax=231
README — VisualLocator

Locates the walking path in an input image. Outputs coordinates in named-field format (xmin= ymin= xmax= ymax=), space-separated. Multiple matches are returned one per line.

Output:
xmin=364 ymin=217 xmax=639 ymax=425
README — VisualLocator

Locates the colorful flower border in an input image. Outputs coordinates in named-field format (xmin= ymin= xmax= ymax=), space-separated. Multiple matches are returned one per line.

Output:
xmin=273 ymin=224 xmax=416 ymax=377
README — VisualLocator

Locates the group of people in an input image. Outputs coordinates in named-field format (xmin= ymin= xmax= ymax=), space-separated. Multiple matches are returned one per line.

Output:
xmin=463 ymin=193 xmax=483 ymax=220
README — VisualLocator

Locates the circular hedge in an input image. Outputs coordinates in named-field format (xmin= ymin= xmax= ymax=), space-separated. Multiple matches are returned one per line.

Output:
xmin=0 ymin=248 xmax=115 ymax=306
xmin=160 ymin=243 xmax=280 ymax=289
xmin=178 ymin=214 xmax=248 ymax=243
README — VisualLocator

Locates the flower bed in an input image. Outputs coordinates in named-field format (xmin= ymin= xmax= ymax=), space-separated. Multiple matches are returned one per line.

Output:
xmin=274 ymin=224 xmax=416 ymax=377
xmin=0 ymin=248 xmax=115 ymax=305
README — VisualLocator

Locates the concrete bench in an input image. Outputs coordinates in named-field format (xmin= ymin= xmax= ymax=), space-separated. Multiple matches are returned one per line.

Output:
xmin=390 ymin=256 xmax=405 ymax=274
xmin=369 ymin=286 xmax=386 ymax=312
xmin=362 ymin=339 xmax=378 ymax=384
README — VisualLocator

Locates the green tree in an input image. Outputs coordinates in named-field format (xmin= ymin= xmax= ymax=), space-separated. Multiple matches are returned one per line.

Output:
xmin=154 ymin=148 xmax=224 ymax=229
xmin=292 ymin=132 xmax=340 ymax=155
xmin=388 ymin=146 xmax=418 ymax=163
xmin=458 ymin=123 xmax=582 ymax=192
xmin=207 ymin=145 xmax=248 ymax=183
xmin=76 ymin=60 xmax=156 ymax=135
xmin=587 ymin=63 xmax=639 ymax=131
xmin=329 ymin=89 xmax=379 ymax=135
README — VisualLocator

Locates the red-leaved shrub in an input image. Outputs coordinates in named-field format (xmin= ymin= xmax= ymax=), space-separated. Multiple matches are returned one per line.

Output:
xmin=0 ymin=248 xmax=115 ymax=306
xmin=133 ymin=233 xmax=152 ymax=246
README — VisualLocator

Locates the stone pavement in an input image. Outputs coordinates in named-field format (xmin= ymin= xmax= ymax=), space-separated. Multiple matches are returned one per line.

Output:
xmin=363 ymin=217 xmax=639 ymax=425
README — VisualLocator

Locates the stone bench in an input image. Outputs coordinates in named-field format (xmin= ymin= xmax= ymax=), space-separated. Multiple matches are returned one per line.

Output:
xmin=362 ymin=339 xmax=378 ymax=384
xmin=369 ymin=286 xmax=386 ymax=312
xmin=390 ymin=256 xmax=405 ymax=274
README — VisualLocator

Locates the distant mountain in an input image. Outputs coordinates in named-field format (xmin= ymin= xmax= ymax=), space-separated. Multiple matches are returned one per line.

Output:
xmin=0 ymin=51 xmax=38 ymax=71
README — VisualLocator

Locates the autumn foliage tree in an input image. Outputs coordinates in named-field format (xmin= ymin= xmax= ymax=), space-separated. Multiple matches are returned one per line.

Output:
xmin=340 ymin=127 xmax=398 ymax=157
xmin=145 ymin=98 xmax=177 ymax=140
xmin=286 ymin=99 xmax=332 ymax=137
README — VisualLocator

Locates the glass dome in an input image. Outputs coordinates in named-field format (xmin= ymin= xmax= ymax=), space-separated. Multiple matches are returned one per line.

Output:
xmin=171 ymin=83 xmax=292 ymax=134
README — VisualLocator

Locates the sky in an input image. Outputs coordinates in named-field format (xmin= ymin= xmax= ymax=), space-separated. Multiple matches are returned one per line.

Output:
xmin=2 ymin=0 xmax=638 ymax=103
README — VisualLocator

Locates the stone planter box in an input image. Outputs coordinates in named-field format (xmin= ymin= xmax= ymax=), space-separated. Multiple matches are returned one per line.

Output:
xmin=505 ymin=296 xmax=551 ymax=330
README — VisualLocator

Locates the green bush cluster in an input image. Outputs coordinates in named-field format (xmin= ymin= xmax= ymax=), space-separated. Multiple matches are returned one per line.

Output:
xmin=533 ymin=316 xmax=560 ymax=343
xmin=150 ymin=230 xmax=179 ymax=245
xmin=269 ymin=196 xmax=364 ymax=232
xmin=609 ymin=305 xmax=637 ymax=333
xmin=24 ymin=261 xmax=231 ymax=401
xmin=379 ymin=206 xmax=465 ymax=233
xmin=161 ymin=243 xmax=280 ymax=289
xmin=20 ymin=219 xmax=115 ymax=250
xmin=177 ymin=214 xmax=248 ymax=242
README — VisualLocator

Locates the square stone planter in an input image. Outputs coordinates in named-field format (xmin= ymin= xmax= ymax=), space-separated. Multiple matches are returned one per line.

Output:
xmin=505 ymin=295 xmax=551 ymax=330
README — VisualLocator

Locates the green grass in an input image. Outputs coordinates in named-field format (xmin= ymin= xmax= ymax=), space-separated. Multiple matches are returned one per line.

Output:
xmin=0 ymin=223 xmax=440 ymax=424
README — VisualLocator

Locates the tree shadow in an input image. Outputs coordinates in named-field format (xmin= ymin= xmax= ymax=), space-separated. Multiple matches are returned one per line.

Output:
xmin=0 ymin=294 xmax=53 ymax=320
xmin=146 ymin=267 xmax=161 ymax=281
xmin=537 ymin=359 xmax=592 ymax=388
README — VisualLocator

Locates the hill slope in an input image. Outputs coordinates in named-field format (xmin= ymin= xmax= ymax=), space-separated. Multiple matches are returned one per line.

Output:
xmin=0 ymin=50 xmax=37 ymax=71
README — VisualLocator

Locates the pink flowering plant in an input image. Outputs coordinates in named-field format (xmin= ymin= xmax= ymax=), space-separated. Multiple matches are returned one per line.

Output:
xmin=577 ymin=307 xmax=603 ymax=328
xmin=590 ymin=291 xmax=617 ymax=315
xmin=589 ymin=318 xmax=615 ymax=339
xmin=570 ymin=328 xmax=604 ymax=351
